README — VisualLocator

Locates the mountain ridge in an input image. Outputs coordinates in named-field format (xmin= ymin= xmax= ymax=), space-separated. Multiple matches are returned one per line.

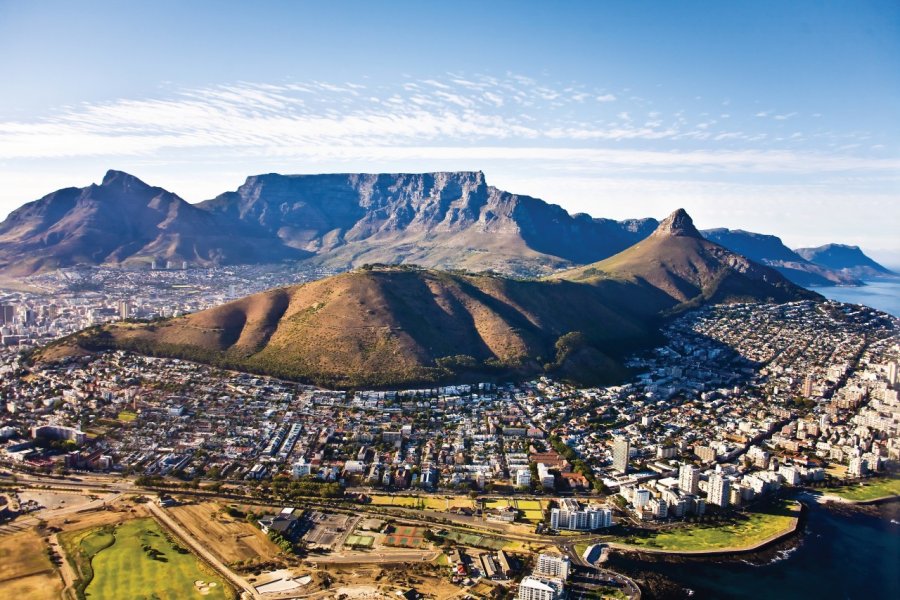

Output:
xmin=44 ymin=209 xmax=820 ymax=389
xmin=795 ymin=244 xmax=896 ymax=279
xmin=0 ymin=170 xmax=657 ymax=276
xmin=0 ymin=170 xmax=889 ymax=286
xmin=701 ymin=228 xmax=861 ymax=287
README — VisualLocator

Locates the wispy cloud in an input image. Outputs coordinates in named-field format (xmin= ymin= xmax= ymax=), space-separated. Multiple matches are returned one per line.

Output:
xmin=0 ymin=74 xmax=892 ymax=181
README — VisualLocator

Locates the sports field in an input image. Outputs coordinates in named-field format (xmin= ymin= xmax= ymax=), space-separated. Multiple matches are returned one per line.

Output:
xmin=369 ymin=494 xmax=474 ymax=511
xmin=483 ymin=498 xmax=545 ymax=522
xmin=62 ymin=518 xmax=232 ymax=599
xmin=383 ymin=525 xmax=427 ymax=548
xmin=344 ymin=534 xmax=375 ymax=548
xmin=441 ymin=530 xmax=507 ymax=550
xmin=620 ymin=500 xmax=800 ymax=553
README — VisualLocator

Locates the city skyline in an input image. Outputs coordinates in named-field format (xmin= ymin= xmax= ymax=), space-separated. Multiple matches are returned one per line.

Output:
xmin=1 ymin=1 xmax=898 ymax=262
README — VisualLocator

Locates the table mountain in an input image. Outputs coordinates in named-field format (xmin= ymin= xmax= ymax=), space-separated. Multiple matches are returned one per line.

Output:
xmin=198 ymin=171 xmax=658 ymax=274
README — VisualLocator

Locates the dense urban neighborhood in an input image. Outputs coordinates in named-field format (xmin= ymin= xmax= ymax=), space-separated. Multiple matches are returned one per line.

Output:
xmin=1 ymin=271 xmax=897 ymax=599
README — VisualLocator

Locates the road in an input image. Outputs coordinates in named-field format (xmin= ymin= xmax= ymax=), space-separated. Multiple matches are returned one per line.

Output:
xmin=309 ymin=549 xmax=440 ymax=564
xmin=561 ymin=540 xmax=641 ymax=599
xmin=4 ymin=469 xmax=648 ymax=597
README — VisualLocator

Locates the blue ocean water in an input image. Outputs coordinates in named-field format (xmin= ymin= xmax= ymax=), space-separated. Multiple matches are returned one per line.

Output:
xmin=815 ymin=279 xmax=900 ymax=317
xmin=613 ymin=501 xmax=900 ymax=600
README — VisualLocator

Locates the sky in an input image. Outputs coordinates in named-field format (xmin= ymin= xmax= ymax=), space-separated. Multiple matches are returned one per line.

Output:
xmin=1 ymin=0 xmax=898 ymax=262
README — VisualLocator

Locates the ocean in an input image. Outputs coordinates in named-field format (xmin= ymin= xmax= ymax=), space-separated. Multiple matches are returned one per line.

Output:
xmin=611 ymin=500 xmax=900 ymax=600
xmin=815 ymin=279 xmax=900 ymax=317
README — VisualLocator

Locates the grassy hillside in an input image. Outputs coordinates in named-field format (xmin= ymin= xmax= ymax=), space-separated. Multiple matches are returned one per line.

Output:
xmin=59 ymin=266 xmax=660 ymax=388
xmin=43 ymin=210 xmax=818 ymax=389
xmin=555 ymin=209 xmax=820 ymax=311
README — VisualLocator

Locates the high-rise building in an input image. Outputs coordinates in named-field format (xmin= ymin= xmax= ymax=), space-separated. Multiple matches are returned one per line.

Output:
xmin=549 ymin=499 xmax=613 ymax=530
xmin=707 ymin=472 xmax=730 ymax=507
xmin=633 ymin=488 xmax=651 ymax=508
xmin=678 ymin=463 xmax=700 ymax=494
xmin=118 ymin=300 xmax=131 ymax=320
xmin=802 ymin=373 xmax=815 ymax=397
xmin=535 ymin=554 xmax=571 ymax=580
xmin=888 ymin=361 xmax=899 ymax=386
xmin=518 ymin=576 xmax=564 ymax=600
xmin=515 ymin=469 xmax=531 ymax=488
xmin=0 ymin=304 xmax=16 ymax=325
xmin=613 ymin=435 xmax=630 ymax=474
xmin=848 ymin=457 xmax=868 ymax=478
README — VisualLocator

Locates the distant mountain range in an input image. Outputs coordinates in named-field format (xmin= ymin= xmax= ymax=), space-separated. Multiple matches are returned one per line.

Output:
xmin=795 ymin=244 xmax=895 ymax=280
xmin=700 ymin=229 xmax=865 ymax=287
xmin=0 ymin=170 xmax=893 ymax=285
xmin=45 ymin=209 xmax=819 ymax=388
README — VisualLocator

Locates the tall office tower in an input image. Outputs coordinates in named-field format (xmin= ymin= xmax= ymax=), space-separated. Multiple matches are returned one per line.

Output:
xmin=678 ymin=463 xmax=700 ymax=494
xmin=612 ymin=435 xmax=630 ymax=474
xmin=0 ymin=305 xmax=14 ymax=324
xmin=118 ymin=300 xmax=131 ymax=320
xmin=888 ymin=361 xmax=898 ymax=386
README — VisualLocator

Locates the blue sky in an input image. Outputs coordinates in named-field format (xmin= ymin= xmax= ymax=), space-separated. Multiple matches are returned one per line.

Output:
xmin=1 ymin=1 xmax=898 ymax=260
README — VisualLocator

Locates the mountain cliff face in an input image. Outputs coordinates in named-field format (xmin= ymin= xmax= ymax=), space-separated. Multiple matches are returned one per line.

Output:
xmin=702 ymin=228 xmax=861 ymax=287
xmin=556 ymin=209 xmax=821 ymax=311
xmin=0 ymin=171 xmax=304 ymax=275
xmin=47 ymin=209 xmax=818 ymax=389
xmin=795 ymin=244 xmax=896 ymax=279
xmin=198 ymin=171 xmax=658 ymax=273
xmin=0 ymin=170 xmax=656 ymax=276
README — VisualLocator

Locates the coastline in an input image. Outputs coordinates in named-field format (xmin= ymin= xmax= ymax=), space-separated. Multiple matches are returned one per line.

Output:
xmin=609 ymin=497 xmax=900 ymax=600
xmin=609 ymin=501 xmax=805 ymax=559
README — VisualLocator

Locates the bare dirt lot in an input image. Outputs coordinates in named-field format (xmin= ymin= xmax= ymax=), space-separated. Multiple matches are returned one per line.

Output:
xmin=168 ymin=501 xmax=282 ymax=565
xmin=0 ymin=528 xmax=63 ymax=600
xmin=305 ymin=563 xmax=464 ymax=600
xmin=18 ymin=489 xmax=98 ymax=512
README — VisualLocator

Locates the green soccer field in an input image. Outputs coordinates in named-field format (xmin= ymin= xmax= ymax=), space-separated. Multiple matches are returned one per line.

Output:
xmin=67 ymin=518 xmax=232 ymax=600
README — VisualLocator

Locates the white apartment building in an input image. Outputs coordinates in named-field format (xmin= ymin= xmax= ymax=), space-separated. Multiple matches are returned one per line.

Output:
xmin=707 ymin=472 xmax=730 ymax=507
xmin=535 ymin=553 xmax=571 ymax=580
xmin=678 ymin=463 xmax=700 ymax=494
xmin=518 ymin=576 xmax=564 ymax=600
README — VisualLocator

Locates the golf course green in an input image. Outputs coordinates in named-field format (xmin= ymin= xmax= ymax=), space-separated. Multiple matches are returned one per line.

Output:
xmin=63 ymin=518 xmax=232 ymax=600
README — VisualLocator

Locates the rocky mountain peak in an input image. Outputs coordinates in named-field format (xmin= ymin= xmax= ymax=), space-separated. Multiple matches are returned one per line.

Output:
xmin=100 ymin=169 xmax=152 ymax=192
xmin=652 ymin=208 xmax=702 ymax=238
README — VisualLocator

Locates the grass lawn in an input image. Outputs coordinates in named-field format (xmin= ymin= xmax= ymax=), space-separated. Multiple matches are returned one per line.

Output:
xmin=514 ymin=499 xmax=543 ymax=511
xmin=63 ymin=518 xmax=232 ymax=600
xmin=620 ymin=500 xmax=800 ymax=553
xmin=345 ymin=535 xmax=374 ymax=548
xmin=822 ymin=476 xmax=900 ymax=502
xmin=521 ymin=509 xmax=544 ymax=522
xmin=442 ymin=530 xmax=507 ymax=550
xmin=369 ymin=494 xmax=473 ymax=512
xmin=117 ymin=411 xmax=138 ymax=422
